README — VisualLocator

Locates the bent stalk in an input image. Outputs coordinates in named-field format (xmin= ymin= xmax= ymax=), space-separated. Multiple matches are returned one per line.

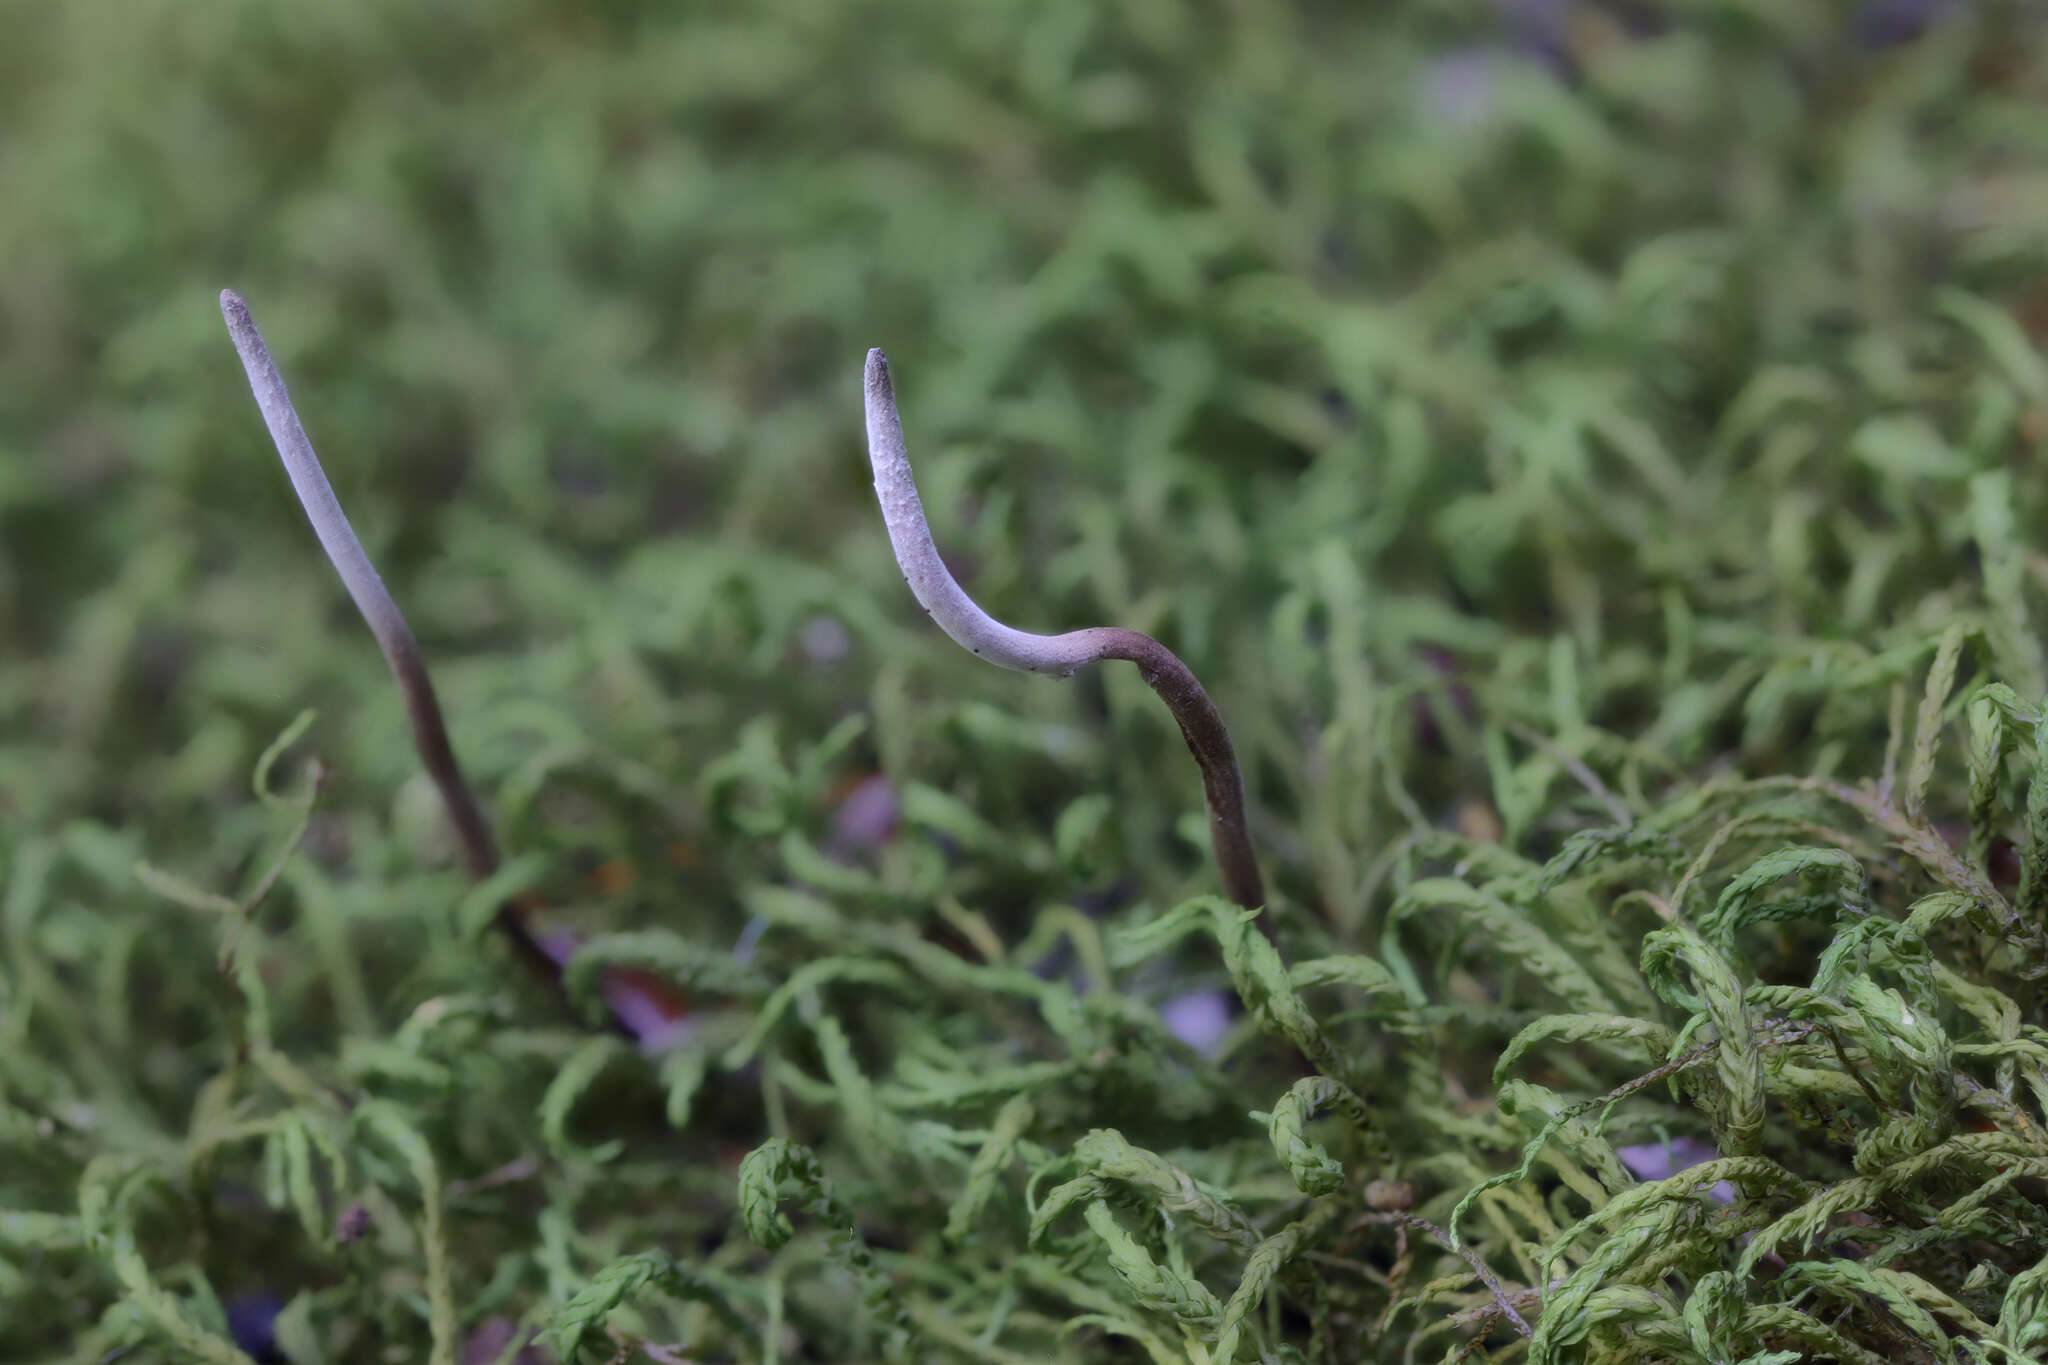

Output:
xmin=862 ymin=349 xmax=1267 ymax=924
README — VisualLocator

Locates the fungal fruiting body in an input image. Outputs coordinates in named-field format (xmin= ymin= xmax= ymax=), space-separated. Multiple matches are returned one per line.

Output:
xmin=861 ymin=349 xmax=1266 ymax=922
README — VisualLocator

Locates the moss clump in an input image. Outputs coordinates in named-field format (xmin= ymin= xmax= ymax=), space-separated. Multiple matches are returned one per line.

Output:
xmin=7 ymin=1 xmax=2048 ymax=1360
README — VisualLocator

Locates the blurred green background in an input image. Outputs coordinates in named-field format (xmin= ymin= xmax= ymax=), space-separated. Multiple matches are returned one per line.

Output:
xmin=12 ymin=0 xmax=2044 ymax=862
xmin=5 ymin=0 xmax=2048 ymax=1360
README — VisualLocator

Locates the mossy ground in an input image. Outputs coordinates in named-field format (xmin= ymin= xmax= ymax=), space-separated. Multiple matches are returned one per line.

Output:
xmin=6 ymin=2 xmax=2048 ymax=1361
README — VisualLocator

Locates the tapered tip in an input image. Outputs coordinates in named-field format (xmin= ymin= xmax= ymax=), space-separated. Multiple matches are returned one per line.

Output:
xmin=864 ymin=348 xmax=892 ymax=406
xmin=220 ymin=291 xmax=263 ymax=360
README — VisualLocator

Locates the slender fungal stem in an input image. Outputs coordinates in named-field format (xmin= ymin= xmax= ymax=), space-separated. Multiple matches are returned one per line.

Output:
xmin=863 ymin=349 xmax=1267 ymax=923
xmin=219 ymin=289 xmax=567 ymax=994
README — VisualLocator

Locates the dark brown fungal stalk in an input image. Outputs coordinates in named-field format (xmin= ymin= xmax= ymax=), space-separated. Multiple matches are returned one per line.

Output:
xmin=862 ymin=349 xmax=1268 ymax=927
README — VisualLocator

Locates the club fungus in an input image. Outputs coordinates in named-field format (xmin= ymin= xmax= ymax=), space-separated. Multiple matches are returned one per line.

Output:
xmin=862 ymin=349 xmax=1267 ymax=926
xmin=220 ymin=290 xmax=592 ymax=1015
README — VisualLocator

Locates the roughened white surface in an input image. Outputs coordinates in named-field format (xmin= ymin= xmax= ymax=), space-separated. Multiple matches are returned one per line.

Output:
xmin=864 ymin=348 xmax=1095 ymax=677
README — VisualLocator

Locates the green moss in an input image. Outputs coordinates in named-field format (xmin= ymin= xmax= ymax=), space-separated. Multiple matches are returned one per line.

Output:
xmin=7 ymin=1 xmax=2048 ymax=1360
